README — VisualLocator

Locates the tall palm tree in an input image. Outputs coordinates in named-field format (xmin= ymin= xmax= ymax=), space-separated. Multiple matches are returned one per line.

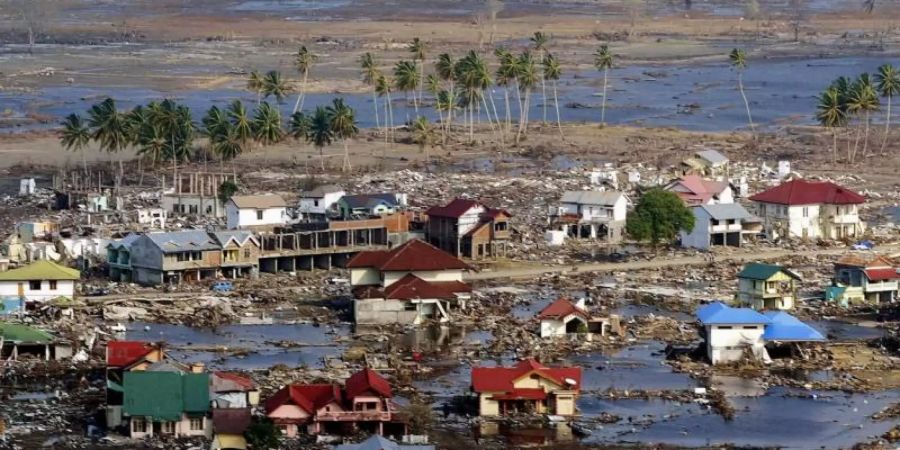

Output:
xmin=127 ymin=104 xmax=165 ymax=174
xmin=436 ymin=53 xmax=457 ymax=129
xmin=531 ymin=31 xmax=549 ymax=123
xmin=543 ymin=53 xmax=564 ymax=138
xmin=60 ymin=113 xmax=91 ymax=173
xmin=86 ymin=98 xmax=129 ymax=176
xmin=289 ymin=111 xmax=311 ymax=140
xmin=875 ymin=64 xmax=900 ymax=153
xmin=148 ymin=99 xmax=192 ymax=182
xmin=326 ymin=98 xmax=359 ymax=172
xmin=514 ymin=51 xmax=538 ymax=144
xmin=816 ymin=87 xmax=847 ymax=164
xmin=307 ymin=106 xmax=333 ymax=171
xmin=360 ymin=52 xmax=382 ymax=135
xmin=409 ymin=38 xmax=427 ymax=110
xmin=202 ymin=105 xmax=230 ymax=143
xmin=252 ymin=102 xmax=284 ymax=147
xmin=412 ymin=116 xmax=436 ymax=166
xmin=227 ymin=100 xmax=253 ymax=148
xmin=203 ymin=105 xmax=242 ymax=167
xmin=262 ymin=70 xmax=288 ymax=104
xmin=494 ymin=47 xmax=515 ymax=134
xmin=293 ymin=46 xmax=317 ymax=114
xmin=247 ymin=70 xmax=264 ymax=105
xmin=728 ymin=48 xmax=754 ymax=136
xmin=394 ymin=60 xmax=420 ymax=117
xmin=847 ymin=74 xmax=880 ymax=160
xmin=375 ymin=74 xmax=395 ymax=147
xmin=593 ymin=45 xmax=614 ymax=125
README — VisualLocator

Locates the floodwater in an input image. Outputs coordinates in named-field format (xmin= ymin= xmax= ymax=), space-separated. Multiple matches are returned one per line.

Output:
xmin=3 ymin=56 xmax=898 ymax=134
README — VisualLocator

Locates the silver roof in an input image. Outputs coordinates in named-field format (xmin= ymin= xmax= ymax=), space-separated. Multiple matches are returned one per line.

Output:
xmin=145 ymin=230 xmax=220 ymax=253
xmin=698 ymin=203 xmax=751 ymax=220
xmin=560 ymin=190 xmax=625 ymax=206
xmin=695 ymin=149 xmax=729 ymax=165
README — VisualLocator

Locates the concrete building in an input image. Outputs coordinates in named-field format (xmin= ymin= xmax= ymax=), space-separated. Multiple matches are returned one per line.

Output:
xmin=336 ymin=193 xmax=407 ymax=219
xmin=135 ymin=208 xmax=167 ymax=229
xmin=0 ymin=260 xmax=79 ymax=306
xmin=681 ymin=149 xmax=729 ymax=177
xmin=298 ymin=185 xmax=345 ymax=220
xmin=471 ymin=359 xmax=582 ymax=417
xmin=426 ymin=198 xmax=511 ymax=260
xmin=123 ymin=370 xmax=211 ymax=439
xmin=749 ymin=179 xmax=866 ymax=240
xmin=664 ymin=175 xmax=734 ymax=206
xmin=832 ymin=254 xmax=899 ymax=304
xmin=680 ymin=203 xmax=752 ymax=250
xmin=736 ymin=263 xmax=801 ymax=311
xmin=225 ymin=194 xmax=288 ymax=230
xmin=697 ymin=302 xmax=769 ymax=365
xmin=128 ymin=231 xmax=222 ymax=285
xmin=107 ymin=233 xmax=141 ymax=282
xmin=162 ymin=172 xmax=235 ymax=218
xmin=347 ymin=239 xmax=472 ymax=325
xmin=212 ymin=231 xmax=260 ymax=279
xmin=549 ymin=191 xmax=628 ymax=243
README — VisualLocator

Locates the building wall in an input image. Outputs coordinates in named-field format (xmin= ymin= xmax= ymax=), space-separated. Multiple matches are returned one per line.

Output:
xmin=457 ymin=207 xmax=485 ymax=236
xmin=269 ymin=404 xmax=310 ymax=423
xmin=706 ymin=324 xmax=765 ymax=364
xmin=513 ymin=375 xmax=564 ymax=391
xmin=161 ymin=250 xmax=222 ymax=272
xmin=133 ymin=267 xmax=164 ymax=285
xmin=129 ymin=235 xmax=165 ymax=271
xmin=478 ymin=394 xmax=500 ymax=416
xmin=540 ymin=316 xmax=583 ymax=338
xmin=552 ymin=392 xmax=577 ymax=416
xmin=354 ymin=299 xmax=422 ymax=325
xmin=350 ymin=268 xmax=380 ymax=286
xmin=226 ymin=205 xmax=287 ymax=230
xmin=680 ymin=208 xmax=712 ymax=250
xmin=221 ymin=241 xmax=261 ymax=267
xmin=299 ymin=191 xmax=345 ymax=216
xmin=0 ymin=279 xmax=75 ymax=302
xmin=162 ymin=194 xmax=225 ymax=218
xmin=737 ymin=272 xmax=795 ymax=310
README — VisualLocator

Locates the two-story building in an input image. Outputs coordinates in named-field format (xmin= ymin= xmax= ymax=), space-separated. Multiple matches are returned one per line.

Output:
xmin=225 ymin=194 xmax=288 ymax=231
xmin=736 ymin=263 xmax=802 ymax=311
xmin=664 ymin=175 xmax=735 ymax=206
xmin=105 ymin=341 xmax=166 ymax=428
xmin=347 ymin=239 xmax=472 ymax=325
xmin=0 ymin=260 xmax=80 ymax=310
xmin=128 ymin=231 xmax=223 ymax=285
xmin=471 ymin=358 xmax=582 ymax=417
xmin=107 ymin=233 xmax=141 ymax=282
xmin=549 ymin=191 xmax=628 ymax=243
xmin=832 ymin=254 xmax=899 ymax=304
xmin=680 ymin=203 xmax=753 ymax=250
xmin=425 ymin=198 xmax=511 ymax=260
xmin=211 ymin=231 xmax=260 ymax=279
xmin=123 ymin=370 xmax=211 ymax=439
xmin=265 ymin=368 xmax=399 ymax=437
xmin=298 ymin=185 xmax=345 ymax=221
xmin=749 ymin=179 xmax=866 ymax=240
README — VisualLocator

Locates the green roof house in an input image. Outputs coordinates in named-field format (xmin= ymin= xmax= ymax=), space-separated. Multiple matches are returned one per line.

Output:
xmin=736 ymin=263 xmax=801 ymax=311
xmin=124 ymin=371 xmax=211 ymax=439
xmin=0 ymin=260 xmax=80 ymax=305
xmin=0 ymin=323 xmax=70 ymax=360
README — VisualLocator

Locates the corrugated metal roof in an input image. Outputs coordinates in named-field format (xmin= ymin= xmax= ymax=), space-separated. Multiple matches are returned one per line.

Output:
xmin=0 ymin=323 xmax=54 ymax=343
xmin=699 ymin=203 xmax=751 ymax=220
xmin=560 ymin=191 xmax=624 ymax=206
xmin=762 ymin=311 xmax=825 ymax=341
xmin=228 ymin=194 xmax=287 ymax=209
xmin=695 ymin=149 xmax=729 ymax=165
xmin=145 ymin=230 xmax=220 ymax=253
xmin=123 ymin=371 xmax=210 ymax=421
xmin=0 ymin=260 xmax=80 ymax=281
xmin=737 ymin=263 xmax=801 ymax=281
xmin=697 ymin=302 xmax=770 ymax=325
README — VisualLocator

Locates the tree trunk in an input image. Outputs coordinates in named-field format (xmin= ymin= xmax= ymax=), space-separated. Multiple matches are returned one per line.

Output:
xmin=832 ymin=127 xmax=837 ymax=165
xmin=487 ymin=89 xmax=504 ymax=146
xmin=738 ymin=71 xmax=755 ymax=136
xmin=293 ymin=70 xmax=309 ymax=114
xmin=540 ymin=49 xmax=547 ymax=124
xmin=27 ymin=26 xmax=34 ymax=54
xmin=372 ymin=91 xmax=380 ymax=135
xmin=863 ymin=110 xmax=872 ymax=158
xmin=503 ymin=87 xmax=512 ymax=135
xmin=319 ymin=146 xmax=325 ymax=172
xmin=880 ymin=94 xmax=892 ymax=154
xmin=342 ymin=139 xmax=351 ymax=172
xmin=601 ymin=68 xmax=609 ymax=124
xmin=81 ymin=149 xmax=87 ymax=174
xmin=387 ymin=92 xmax=395 ymax=146
xmin=554 ymin=81 xmax=564 ymax=139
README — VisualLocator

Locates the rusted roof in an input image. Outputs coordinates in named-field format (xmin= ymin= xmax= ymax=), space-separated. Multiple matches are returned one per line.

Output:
xmin=750 ymin=179 xmax=865 ymax=206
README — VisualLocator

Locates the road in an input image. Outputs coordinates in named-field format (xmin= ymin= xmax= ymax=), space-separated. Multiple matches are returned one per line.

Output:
xmin=464 ymin=244 xmax=900 ymax=281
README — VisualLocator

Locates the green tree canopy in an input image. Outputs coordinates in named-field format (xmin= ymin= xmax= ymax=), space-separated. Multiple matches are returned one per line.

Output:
xmin=625 ymin=189 xmax=695 ymax=247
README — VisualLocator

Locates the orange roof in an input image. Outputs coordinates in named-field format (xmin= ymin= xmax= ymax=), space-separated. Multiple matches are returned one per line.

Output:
xmin=836 ymin=254 xmax=896 ymax=268
xmin=537 ymin=298 xmax=589 ymax=320
xmin=346 ymin=239 xmax=472 ymax=272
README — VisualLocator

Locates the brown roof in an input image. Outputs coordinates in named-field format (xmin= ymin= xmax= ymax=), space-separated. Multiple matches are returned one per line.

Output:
xmin=212 ymin=408 xmax=252 ymax=434
xmin=836 ymin=253 xmax=896 ymax=268
xmin=382 ymin=274 xmax=471 ymax=299
xmin=749 ymin=179 xmax=865 ymax=206
xmin=346 ymin=239 xmax=472 ymax=272
xmin=228 ymin=194 xmax=288 ymax=209
xmin=537 ymin=298 xmax=589 ymax=320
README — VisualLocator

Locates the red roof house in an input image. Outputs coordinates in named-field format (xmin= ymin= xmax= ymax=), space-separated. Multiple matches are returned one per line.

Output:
xmin=425 ymin=198 xmax=512 ymax=260
xmin=471 ymin=359 xmax=582 ymax=417
xmin=664 ymin=175 xmax=733 ymax=206
xmin=106 ymin=341 xmax=162 ymax=368
xmin=347 ymin=239 xmax=472 ymax=272
xmin=537 ymin=298 xmax=589 ymax=320
xmin=750 ymin=179 xmax=865 ymax=205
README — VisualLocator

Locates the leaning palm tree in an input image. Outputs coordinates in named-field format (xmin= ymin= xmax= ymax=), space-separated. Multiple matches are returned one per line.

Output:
xmin=394 ymin=60 xmax=420 ymax=117
xmin=411 ymin=116 xmax=436 ymax=166
xmin=847 ymin=74 xmax=880 ymax=160
xmin=728 ymin=48 xmax=754 ymax=136
xmin=593 ymin=45 xmax=614 ymax=125
xmin=494 ymin=47 xmax=515 ymax=134
xmin=247 ymin=70 xmax=264 ymax=105
xmin=326 ymin=98 xmax=359 ymax=172
xmin=409 ymin=38 xmax=427 ymax=109
xmin=875 ymin=64 xmax=900 ymax=153
xmin=60 ymin=113 xmax=91 ymax=173
xmin=530 ymin=31 xmax=549 ymax=123
xmin=816 ymin=87 xmax=847 ymax=164
xmin=293 ymin=46 xmax=318 ymax=114
xmin=262 ymin=70 xmax=289 ymax=104
xmin=543 ymin=53 xmax=564 ymax=138
xmin=307 ymin=106 xmax=333 ymax=171
xmin=514 ymin=51 xmax=538 ymax=143
xmin=360 ymin=52 xmax=382 ymax=134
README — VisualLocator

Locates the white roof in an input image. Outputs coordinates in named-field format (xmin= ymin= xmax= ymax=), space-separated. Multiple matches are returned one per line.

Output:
xmin=560 ymin=191 xmax=624 ymax=206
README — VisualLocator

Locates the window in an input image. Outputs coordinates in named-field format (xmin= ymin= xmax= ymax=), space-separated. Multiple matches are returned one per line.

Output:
xmin=256 ymin=210 xmax=264 ymax=220
xmin=404 ymin=303 xmax=418 ymax=311
xmin=244 ymin=248 xmax=251 ymax=258
xmin=710 ymin=219 xmax=719 ymax=226
xmin=49 ymin=280 xmax=57 ymax=290
xmin=132 ymin=419 xmax=147 ymax=433
xmin=189 ymin=417 xmax=203 ymax=431
xmin=314 ymin=200 xmax=320 ymax=207
xmin=802 ymin=207 xmax=809 ymax=218
xmin=717 ymin=326 xmax=733 ymax=330
xmin=494 ymin=222 xmax=508 ymax=232
xmin=28 ymin=280 xmax=41 ymax=290
xmin=192 ymin=251 xmax=201 ymax=261
xmin=162 ymin=421 xmax=175 ymax=434
xmin=742 ymin=326 xmax=757 ymax=330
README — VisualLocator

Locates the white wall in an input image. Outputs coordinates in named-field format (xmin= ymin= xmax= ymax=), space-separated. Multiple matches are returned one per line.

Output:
xmin=680 ymin=208 xmax=712 ymax=250
xmin=706 ymin=324 xmax=765 ymax=364
xmin=226 ymin=205 xmax=287 ymax=229
xmin=162 ymin=195 xmax=225 ymax=218
xmin=457 ymin=206 xmax=485 ymax=236
xmin=299 ymin=191 xmax=345 ymax=216
xmin=559 ymin=196 xmax=626 ymax=222
xmin=0 ymin=279 xmax=75 ymax=302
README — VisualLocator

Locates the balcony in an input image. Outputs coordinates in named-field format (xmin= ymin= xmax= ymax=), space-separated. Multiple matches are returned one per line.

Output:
xmin=828 ymin=214 xmax=860 ymax=225
xmin=315 ymin=411 xmax=392 ymax=422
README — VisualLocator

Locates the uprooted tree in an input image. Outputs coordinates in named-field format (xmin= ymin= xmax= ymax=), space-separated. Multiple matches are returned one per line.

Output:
xmin=625 ymin=188 xmax=695 ymax=249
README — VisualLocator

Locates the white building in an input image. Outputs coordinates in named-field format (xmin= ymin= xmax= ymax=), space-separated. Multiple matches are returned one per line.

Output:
xmin=135 ymin=208 xmax=167 ymax=229
xmin=298 ymin=185 xmax=345 ymax=220
xmin=225 ymin=194 xmax=288 ymax=230
xmin=680 ymin=203 xmax=752 ymax=250
xmin=697 ymin=302 xmax=769 ymax=365
xmin=749 ymin=179 xmax=866 ymax=240
xmin=0 ymin=260 xmax=80 ymax=305
xmin=550 ymin=191 xmax=628 ymax=242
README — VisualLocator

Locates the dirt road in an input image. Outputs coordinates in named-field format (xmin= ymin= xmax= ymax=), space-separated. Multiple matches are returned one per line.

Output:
xmin=464 ymin=243 xmax=900 ymax=281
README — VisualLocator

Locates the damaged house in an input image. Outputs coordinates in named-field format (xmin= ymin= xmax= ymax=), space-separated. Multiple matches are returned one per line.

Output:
xmin=336 ymin=193 xmax=407 ymax=219
xmin=680 ymin=204 xmax=754 ymax=250
xmin=536 ymin=298 xmax=609 ymax=338
xmin=161 ymin=172 xmax=235 ymax=218
xmin=123 ymin=369 xmax=211 ymax=439
xmin=749 ymin=178 xmax=866 ymax=240
xmin=736 ymin=263 xmax=801 ymax=311
xmin=127 ymin=230 xmax=223 ymax=285
xmin=680 ymin=149 xmax=729 ymax=177
xmin=548 ymin=191 xmax=628 ymax=243
xmin=0 ymin=260 xmax=80 ymax=311
xmin=212 ymin=231 xmax=260 ymax=279
xmin=831 ymin=254 xmax=899 ymax=305
xmin=0 ymin=323 xmax=72 ymax=361
xmin=425 ymin=198 xmax=512 ymax=260
xmin=298 ymin=185 xmax=345 ymax=221
xmin=348 ymin=239 xmax=472 ymax=325
xmin=471 ymin=359 xmax=582 ymax=417
xmin=265 ymin=368 xmax=401 ymax=437
xmin=106 ymin=341 xmax=166 ymax=428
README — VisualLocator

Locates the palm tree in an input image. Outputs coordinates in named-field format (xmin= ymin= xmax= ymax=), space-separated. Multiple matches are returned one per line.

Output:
xmin=875 ymin=64 xmax=900 ymax=153
xmin=227 ymin=100 xmax=253 ymax=148
xmin=543 ymin=53 xmax=564 ymax=138
xmin=514 ymin=51 xmax=538 ymax=143
xmin=252 ymin=102 xmax=284 ymax=147
xmin=593 ymin=45 xmax=614 ymax=125
xmin=262 ymin=70 xmax=288 ymax=104
xmin=326 ymin=98 xmax=359 ymax=172
xmin=202 ymin=106 xmax=230 ymax=142
xmin=60 ymin=113 xmax=91 ymax=173
xmin=247 ymin=70 xmax=264 ymax=105
xmin=531 ymin=31 xmax=549 ymax=123
xmin=375 ymin=74 xmax=395 ymax=147
xmin=293 ymin=46 xmax=317 ymax=114
xmin=816 ymin=87 xmax=847 ymax=164
xmin=307 ymin=106 xmax=333 ymax=171
xmin=412 ymin=116 xmax=436 ymax=166
xmin=728 ymin=48 xmax=754 ymax=136
xmin=409 ymin=38 xmax=427 ymax=109
xmin=148 ymin=99 xmax=193 ymax=183
xmin=847 ymin=74 xmax=880 ymax=160
xmin=494 ymin=47 xmax=515 ymax=134
xmin=128 ymin=103 xmax=166 ymax=168
xmin=360 ymin=52 xmax=382 ymax=135
xmin=289 ymin=111 xmax=311 ymax=140
xmin=86 ymin=98 xmax=129 ymax=176
xmin=394 ymin=60 xmax=420 ymax=117
xmin=436 ymin=53 xmax=457 ymax=126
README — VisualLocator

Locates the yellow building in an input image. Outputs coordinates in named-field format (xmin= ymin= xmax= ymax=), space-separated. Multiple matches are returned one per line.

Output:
xmin=471 ymin=359 xmax=582 ymax=417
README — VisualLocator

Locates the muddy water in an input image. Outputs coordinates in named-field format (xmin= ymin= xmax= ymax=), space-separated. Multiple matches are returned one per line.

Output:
xmin=3 ymin=56 xmax=896 ymax=134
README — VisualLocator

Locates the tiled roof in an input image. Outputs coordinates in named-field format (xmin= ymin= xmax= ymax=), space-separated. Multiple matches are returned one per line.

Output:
xmin=471 ymin=359 xmax=582 ymax=394
xmin=382 ymin=274 xmax=471 ymax=300
xmin=536 ymin=298 xmax=588 ymax=320
xmin=836 ymin=253 xmax=896 ymax=269
xmin=107 ymin=341 xmax=156 ymax=368
xmin=697 ymin=302 xmax=770 ymax=325
xmin=264 ymin=384 xmax=342 ymax=415
xmin=749 ymin=179 xmax=865 ymax=206
xmin=667 ymin=175 xmax=731 ymax=205
xmin=426 ymin=198 xmax=481 ymax=218
xmin=228 ymin=194 xmax=287 ymax=209
xmin=212 ymin=371 xmax=256 ymax=392
xmin=864 ymin=268 xmax=900 ymax=282
xmin=345 ymin=368 xmax=392 ymax=399
xmin=346 ymin=239 xmax=471 ymax=272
